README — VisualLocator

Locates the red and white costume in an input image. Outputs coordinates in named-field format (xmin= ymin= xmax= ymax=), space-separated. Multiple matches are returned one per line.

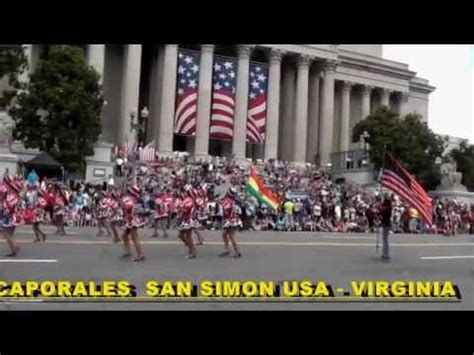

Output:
xmin=162 ymin=193 xmax=174 ymax=216
xmin=173 ymin=196 xmax=182 ymax=215
xmin=195 ymin=188 xmax=208 ymax=221
xmin=1 ymin=179 xmax=23 ymax=228
xmin=152 ymin=194 xmax=169 ymax=220
xmin=222 ymin=195 xmax=242 ymax=229
xmin=33 ymin=190 xmax=48 ymax=224
xmin=192 ymin=187 xmax=208 ymax=228
xmin=53 ymin=190 xmax=68 ymax=217
xmin=97 ymin=194 xmax=112 ymax=220
xmin=108 ymin=193 xmax=123 ymax=223
xmin=121 ymin=186 xmax=145 ymax=230
xmin=178 ymin=188 xmax=196 ymax=231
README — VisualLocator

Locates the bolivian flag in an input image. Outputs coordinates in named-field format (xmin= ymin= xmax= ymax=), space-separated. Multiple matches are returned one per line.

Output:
xmin=247 ymin=169 xmax=280 ymax=211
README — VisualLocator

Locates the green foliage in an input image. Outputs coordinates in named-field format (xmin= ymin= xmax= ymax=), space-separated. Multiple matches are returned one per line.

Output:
xmin=449 ymin=141 xmax=474 ymax=191
xmin=8 ymin=45 xmax=103 ymax=172
xmin=0 ymin=45 xmax=28 ymax=107
xmin=352 ymin=107 xmax=446 ymax=190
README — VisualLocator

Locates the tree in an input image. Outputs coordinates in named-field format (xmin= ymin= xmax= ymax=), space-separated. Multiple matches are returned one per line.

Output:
xmin=352 ymin=107 xmax=446 ymax=190
xmin=449 ymin=142 xmax=474 ymax=191
xmin=0 ymin=45 xmax=28 ymax=108
xmin=8 ymin=45 xmax=103 ymax=172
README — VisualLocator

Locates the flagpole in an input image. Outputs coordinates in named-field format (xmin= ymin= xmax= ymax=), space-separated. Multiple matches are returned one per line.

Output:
xmin=375 ymin=144 xmax=387 ymax=253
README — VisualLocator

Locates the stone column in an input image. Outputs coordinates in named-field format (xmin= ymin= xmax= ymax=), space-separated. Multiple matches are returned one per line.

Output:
xmin=381 ymin=88 xmax=391 ymax=108
xmin=339 ymin=81 xmax=352 ymax=152
xmin=194 ymin=44 xmax=215 ymax=159
xmin=232 ymin=45 xmax=253 ymax=160
xmin=18 ymin=44 xmax=33 ymax=83
xmin=157 ymin=44 xmax=178 ymax=155
xmin=361 ymin=85 xmax=372 ymax=120
xmin=293 ymin=54 xmax=311 ymax=163
xmin=264 ymin=49 xmax=284 ymax=160
xmin=319 ymin=60 xmax=337 ymax=167
xmin=279 ymin=62 xmax=296 ymax=161
xmin=399 ymin=92 xmax=410 ymax=116
xmin=87 ymin=44 xmax=105 ymax=84
xmin=306 ymin=66 xmax=321 ymax=164
xmin=118 ymin=44 xmax=142 ymax=146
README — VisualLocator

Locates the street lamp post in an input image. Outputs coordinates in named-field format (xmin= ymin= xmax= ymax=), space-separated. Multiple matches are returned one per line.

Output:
xmin=358 ymin=130 xmax=370 ymax=168
xmin=362 ymin=130 xmax=370 ymax=152
xmin=130 ymin=106 xmax=149 ymax=148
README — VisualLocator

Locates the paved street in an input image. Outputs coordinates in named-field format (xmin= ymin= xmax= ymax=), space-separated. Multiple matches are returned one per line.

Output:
xmin=0 ymin=226 xmax=472 ymax=310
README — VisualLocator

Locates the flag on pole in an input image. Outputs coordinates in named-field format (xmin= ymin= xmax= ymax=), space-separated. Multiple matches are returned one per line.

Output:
xmin=209 ymin=56 xmax=237 ymax=141
xmin=139 ymin=141 xmax=156 ymax=162
xmin=246 ymin=62 xmax=268 ymax=144
xmin=174 ymin=49 xmax=200 ymax=136
xmin=247 ymin=169 xmax=279 ymax=210
xmin=380 ymin=152 xmax=432 ymax=226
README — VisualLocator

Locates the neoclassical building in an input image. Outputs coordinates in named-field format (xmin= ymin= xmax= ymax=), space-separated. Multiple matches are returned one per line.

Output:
xmin=2 ymin=44 xmax=435 ymax=167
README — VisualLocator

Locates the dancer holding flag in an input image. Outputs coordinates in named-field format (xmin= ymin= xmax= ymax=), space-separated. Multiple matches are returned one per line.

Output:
xmin=379 ymin=152 xmax=433 ymax=261
xmin=247 ymin=169 xmax=280 ymax=211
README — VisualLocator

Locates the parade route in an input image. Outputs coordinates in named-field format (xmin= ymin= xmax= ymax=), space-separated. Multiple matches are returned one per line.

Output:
xmin=0 ymin=227 xmax=472 ymax=310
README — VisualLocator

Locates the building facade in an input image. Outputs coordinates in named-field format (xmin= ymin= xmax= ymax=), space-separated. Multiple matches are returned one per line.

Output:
xmin=1 ymin=44 xmax=435 ymax=166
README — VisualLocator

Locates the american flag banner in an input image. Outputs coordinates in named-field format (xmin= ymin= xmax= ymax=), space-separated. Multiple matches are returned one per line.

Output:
xmin=175 ymin=49 xmax=200 ymax=136
xmin=380 ymin=152 xmax=432 ymax=226
xmin=209 ymin=55 xmax=237 ymax=141
xmin=246 ymin=62 xmax=268 ymax=144
xmin=139 ymin=141 xmax=156 ymax=162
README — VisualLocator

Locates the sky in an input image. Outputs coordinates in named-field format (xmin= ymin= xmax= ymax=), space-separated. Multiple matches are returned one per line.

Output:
xmin=383 ymin=45 xmax=473 ymax=143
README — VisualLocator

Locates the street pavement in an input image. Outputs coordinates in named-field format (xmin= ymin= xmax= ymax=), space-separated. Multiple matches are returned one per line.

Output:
xmin=0 ymin=225 xmax=472 ymax=310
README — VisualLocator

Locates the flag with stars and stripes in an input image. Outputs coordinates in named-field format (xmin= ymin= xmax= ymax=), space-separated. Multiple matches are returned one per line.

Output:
xmin=174 ymin=49 xmax=200 ymax=136
xmin=209 ymin=55 xmax=237 ymax=141
xmin=246 ymin=62 xmax=268 ymax=144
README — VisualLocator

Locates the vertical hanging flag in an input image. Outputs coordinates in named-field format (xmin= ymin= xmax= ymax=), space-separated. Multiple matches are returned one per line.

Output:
xmin=209 ymin=56 xmax=237 ymax=141
xmin=139 ymin=141 xmax=156 ymax=162
xmin=175 ymin=49 xmax=200 ymax=136
xmin=246 ymin=62 xmax=268 ymax=144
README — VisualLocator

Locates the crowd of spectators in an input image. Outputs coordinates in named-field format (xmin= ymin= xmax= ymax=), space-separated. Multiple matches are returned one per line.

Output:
xmin=19 ymin=154 xmax=474 ymax=235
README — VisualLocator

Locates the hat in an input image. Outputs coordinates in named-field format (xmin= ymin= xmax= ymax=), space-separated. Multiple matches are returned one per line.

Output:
xmin=228 ymin=186 xmax=238 ymax=196
xmin=127 ymin=185 xmax=140 ymax=198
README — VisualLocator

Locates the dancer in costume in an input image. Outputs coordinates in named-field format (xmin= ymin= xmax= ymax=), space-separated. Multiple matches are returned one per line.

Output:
xmin=1 ymin=176 xmax=23 ymax=257
xmin=32 ymin=184 xmax=48 ymax=242
xmin=108 ymin=188 xmax=123 ymax=244
xmin=52 ymin=185 xmax=68 ymax=236
xmin=219 ymin=186 xmax=242 ymax=258
xmin=192 ymin=185 xmax=207 ymax=245
xmin=150 ymin=192 xmax=169 ymax=238
xmin=96 ymin=191 xmax=112 ymax=238
xmin=120 ymin=185 xmax=145 ymax=262
xmin=176 ymin=184 xmax=197 ymax=259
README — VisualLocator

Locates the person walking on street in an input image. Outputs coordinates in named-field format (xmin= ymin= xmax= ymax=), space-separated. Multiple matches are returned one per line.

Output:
xmin=380 ymin=196 xmax=392 ymax=261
